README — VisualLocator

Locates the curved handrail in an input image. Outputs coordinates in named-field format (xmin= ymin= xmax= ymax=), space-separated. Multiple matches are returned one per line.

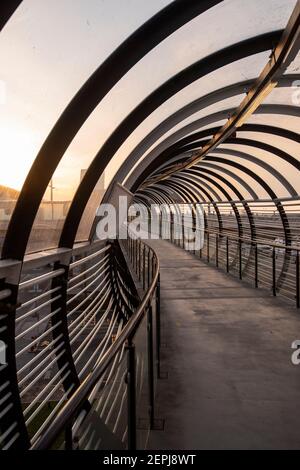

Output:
xmin=163 ymin=217 xmax=300 ymax=252
xmin=31 ymin=239 xmax=159 ymax=450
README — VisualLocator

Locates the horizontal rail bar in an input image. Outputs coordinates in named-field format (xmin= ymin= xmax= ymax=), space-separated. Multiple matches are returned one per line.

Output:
xmin=69 ymin=246 xmax=110 ymax=270
xmin=31 ymin=239 xmax=159 ymax=450
xmin=19 ymin=269 xmax=65 ymax=292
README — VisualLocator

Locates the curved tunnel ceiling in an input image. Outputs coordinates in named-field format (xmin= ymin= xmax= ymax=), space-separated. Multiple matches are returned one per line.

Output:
xmin=0 ymin=0 xmax=299 ymax=261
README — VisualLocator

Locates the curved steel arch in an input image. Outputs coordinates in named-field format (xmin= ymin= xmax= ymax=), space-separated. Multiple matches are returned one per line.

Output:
xmin=192 ymin=162 xmax=259 ymax=200
xmin=0 ymin=1 xmax=22 ymax=30
xmin=173 ymin=123 xmax=300 ymax=152
xmin=169 ymin=174 xmax=224 ymax=233
xmin=146 ymin=141 xmax=297 ymax=198
xmin=147 ymin=148 xmax=297 ymax=199
xmin=182 ymin=165 xmax=276 ymax=200
xmin=158 ymin=173 xmax=245 ymax=242
xmin=167 ymin=163 xmax=286 ymax=246
xmin=155 ymin=150 xmax=260 ymax=201
xmin=138 ymin=190 xmax=166 ymax=206
xmin=207 ymin=150 xmax=297 ymax=197
xmin=149 ymin=167 xmax=275 ymax=272
xmin=153 ymin=179 xmax=224 ymax=239
xmin=175 ymin=168 xmax=243 ymax=202
xmin=157 ymin=170 xmax=242 ymax=235
xmin=157 ymin=180 xmax=198 ymax=204
xmin=177 ymin=164 xmax=293 ymax=275
xmin=134 ymin=149 xmax=293 ymax=277
xmin=53 ymin=32 xmax=282 ymax=252
xmin=115 ymin=75 xmax=299 ymax=188
xmin=149 ymin=173 xmax=245 ymax=244
xmin=224 ymin=137 xmax=300 ymax=171
xmin=2 ymin=0 xmax=222 ymax=260
xmin=148 ymin=184 xmax=186 ymax=204
xmin=168 ymin=175 xmax=213 ymax=203
xmin=134 ymin=192 xmax=164 ymax=207
xmin=129 ymin=107 xmax=300 ymax=191
xmin=131 ymin=122 xmax=300 ymax=193
xmin=138 ymin=186 xmax=179 ymax=206
xmin=171 ymin=173 xmax=222 ymax=202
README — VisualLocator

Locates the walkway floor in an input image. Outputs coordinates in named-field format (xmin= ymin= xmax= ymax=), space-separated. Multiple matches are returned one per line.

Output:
xmin=147 ymin=240 xmax=300 ymax=450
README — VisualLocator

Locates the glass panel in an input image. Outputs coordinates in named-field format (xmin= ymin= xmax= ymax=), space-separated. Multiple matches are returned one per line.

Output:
xmin=0 ymin=0 xmax=170 ymax=253
xmin=76 ymin=53 xmax=274 ymax=241
xmin=0 ymin=0 xmax=297 ymax=254
xmin=113 ymin=54 xmax=269 ymax=186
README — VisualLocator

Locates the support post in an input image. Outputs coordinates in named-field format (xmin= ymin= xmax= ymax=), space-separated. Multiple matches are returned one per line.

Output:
xmin=181 ymin=213 xmax=185 ymax=250
xmin=296 ymin=250 xmax=299 ymax=309
xmin=207 ymin=231 xmax=210 ymax=263
xmin=255 ymin=243 xmax=258 ymax=288
xmin=239 ymin=240 xmax=242 ymax=280
xmin=272 ymin=246 xmax=277 ymax=296
xmin=226 ymin=236 xmax=229 ymax=273
xmin=148 ymin=248 xmax=151 ymax=289
xmin=156 ymin=274 xmax=161 ymax=379
xmin=147 ymin=305 xmax=155 ymax=429
xmin=126 ymin=340 xmax=136 ymax=450
xmin=143 ymin=245 xmax=146 ymax=290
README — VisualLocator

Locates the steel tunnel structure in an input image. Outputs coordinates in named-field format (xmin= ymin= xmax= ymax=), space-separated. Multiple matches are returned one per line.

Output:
xmin=0 ymin=0 xmax=299 ymax=451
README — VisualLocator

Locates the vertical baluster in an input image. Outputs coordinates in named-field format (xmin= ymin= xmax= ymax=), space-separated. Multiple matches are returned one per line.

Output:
xmin=181 ymin=213 xmax=185 ymax=250
xmin=296 ymin=250 xmax=299 ymax=308
xmin=148 ymin=248 xmax=151 ymax=289
xmin=272 ymin=246 xmax=277 ymax=296
xmin=255 ymin=243 xmax=258 ymax=288
xmin=143 ymin=245 xmax=146 ymax=290
xmin=239 ymin=239 xmax=242 ymax=280
xmin=147 ymin=304 xmax=155 ymax=429
xmin=226 ymin=236 xmax=229 ymax=273
xmin=156 ymin=274 xmax=161 ymax=379
xmin=207 ymin=231 xmax=210 ymax=263
xmin=126 ymin=339 xmax=136 ymax=450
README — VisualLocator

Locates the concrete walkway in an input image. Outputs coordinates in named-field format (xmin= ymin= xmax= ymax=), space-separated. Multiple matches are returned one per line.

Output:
xmin=147 ymin=240 xmax=300 ymax=450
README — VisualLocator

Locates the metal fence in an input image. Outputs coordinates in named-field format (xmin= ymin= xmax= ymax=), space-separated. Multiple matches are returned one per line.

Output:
xmin=160 ymin=215 xmax=300 ymax=308
xmin=0 ymin=236 xmax=160 ymax=450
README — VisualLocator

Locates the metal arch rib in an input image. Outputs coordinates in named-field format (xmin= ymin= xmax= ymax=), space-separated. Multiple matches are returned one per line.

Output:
xmin=115 ymin=75 xmax=299 ymax=188
xmin=193 ymin=162 xmax=258 ymax=200
xmin=127 ymin=104 xmax=300 ymax=191
xmin=208 ymin=149 xmax=298 ymax=197
xmin=55 ymin=32 xmax=282 ymax=250
xmin=131 ymin=120 xmax=300 ymax=193
xmin=171 ymin=173 xmax=222 ymax=202
xmin=141 ymin=138 xmax=298 ymax=198
xmin=146 ymin=2 xmax=300 ymax=185
xmin=0 ymin=1 xmax=22 ymax=31
xmin=2 ymin=0 xmax=222 ymax=260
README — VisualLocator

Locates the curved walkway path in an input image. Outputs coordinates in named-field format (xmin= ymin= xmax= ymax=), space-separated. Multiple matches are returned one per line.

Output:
xmin=147 ymin=239 xmax=300 ymax=450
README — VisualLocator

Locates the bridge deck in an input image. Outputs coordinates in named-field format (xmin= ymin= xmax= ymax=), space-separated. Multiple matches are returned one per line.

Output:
xmin=147 ymin=240 xmax=300 ymax=450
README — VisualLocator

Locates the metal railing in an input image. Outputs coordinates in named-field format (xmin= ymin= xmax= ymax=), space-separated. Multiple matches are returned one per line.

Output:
xmin=29 ymin=237 xmax=160 ymax=450
xmin=0 ymin=236 xmax=160 ymax=450
xmin=162 ymin=216 xmax=300 ymax=308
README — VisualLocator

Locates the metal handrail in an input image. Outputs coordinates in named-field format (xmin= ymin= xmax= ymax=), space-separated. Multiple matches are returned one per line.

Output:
xmin=163 ymin=218 xmax=300 ymax=252
xmin=31 ymin=239 xmax=159 ymax=450
xmin=18 ymin=268 xmax=65 ymax=291
xmin=160 ymin=214 xmax=300 ymax=307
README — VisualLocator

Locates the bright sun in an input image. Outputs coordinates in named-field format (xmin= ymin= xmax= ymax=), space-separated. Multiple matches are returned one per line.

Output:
xmin=0 ymin=125 xmax=38 ymax=191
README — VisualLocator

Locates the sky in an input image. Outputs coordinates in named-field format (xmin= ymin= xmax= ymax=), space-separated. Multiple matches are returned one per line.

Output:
xmin=0 ymin=0 xmax=298 ymax=203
